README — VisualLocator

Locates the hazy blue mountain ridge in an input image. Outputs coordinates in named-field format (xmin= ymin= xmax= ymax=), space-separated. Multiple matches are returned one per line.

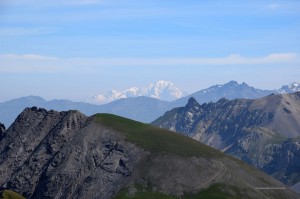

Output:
xmin=1 ymin=81 xmax=299 ymax=128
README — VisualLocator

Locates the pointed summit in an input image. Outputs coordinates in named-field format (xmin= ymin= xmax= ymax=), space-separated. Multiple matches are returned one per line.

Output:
xmin=185 ymin=97 xmax=200 ymax=108
xmin=225 ymin=80 xmax=238 ymax=85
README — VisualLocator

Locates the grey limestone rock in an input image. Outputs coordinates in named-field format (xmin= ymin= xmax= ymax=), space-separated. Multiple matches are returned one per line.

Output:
xmin=0 ymin=107 xmax=145 ymax=199
xmin=153 ymin=92 xmax=300 ymax=189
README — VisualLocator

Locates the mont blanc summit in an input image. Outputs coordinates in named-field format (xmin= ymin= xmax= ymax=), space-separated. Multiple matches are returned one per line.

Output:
xmin=88 ymin=80 xmax=187 ymax=104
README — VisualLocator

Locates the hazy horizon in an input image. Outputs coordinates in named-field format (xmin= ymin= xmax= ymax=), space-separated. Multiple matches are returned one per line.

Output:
xmin=1 ymin=0 xmax=300 ymax=102
xmin=0 ymin=79 xmax=299 ymax=103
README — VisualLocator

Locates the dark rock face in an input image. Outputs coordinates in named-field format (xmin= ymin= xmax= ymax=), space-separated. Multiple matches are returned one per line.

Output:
xmin=1 ymin=107 xmax=300 ymax=199
xmin=0 ymin=123 xmax=5 ymax=133
xmin=153 ymin=92 xmax=300 ymax=188
xmin=261 ymin=138 xmax=300 ymax=185
xmin=224 ymin=132 xmax=300 ymax=186
xmin=0 ymin=107 xmax=144 ymax=199
xmin=0 ymin=123 xmax=5 ymax=138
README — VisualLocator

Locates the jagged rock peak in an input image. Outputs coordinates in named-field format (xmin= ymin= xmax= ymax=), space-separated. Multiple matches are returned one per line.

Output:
xmin=226 ymin=80 xmax=239 ymax=85
xmin=0 ymin=123 xmax=5 ymax=134
xmin=277 ymin=82 xmax=300 ymax=94
xmin=24 ymin=106 xmax=47 ymax=112
xmin=216 ymin=97 xmax=229 ymax=104
xmin=23 ymin=107 xmax=83 ymax=115
xmin=185 ymin=97 xmax=200 ymax=108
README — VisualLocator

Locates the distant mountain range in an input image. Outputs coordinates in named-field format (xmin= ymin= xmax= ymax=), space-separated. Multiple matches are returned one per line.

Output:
xmin=172 ymin=80 xmax=273 ymax=107
xmin=88 ymin=80 xmax=300 ymax=105
xmin=153 ymin=92 xmax=300 ymax=191
xmin=0 ymin=81 xmax=299 ymax=128
xmin=277 ymin=82 xmax=300 ymax=94
xmin=0 ymin=96 xmax=172 ymax=128
xmin=0 ymin=108 xmax=298 ymax=199
xmin=87 ymin=80 xmax=188 ymax=104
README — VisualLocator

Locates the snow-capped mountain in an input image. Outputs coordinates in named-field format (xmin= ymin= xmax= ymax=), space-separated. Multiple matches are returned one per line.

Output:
xmin=88 ymin=80 xmax=188 ymax=104
xmin=172 ymin=80 xmax=274 ymax=107
xmin=277 ymin=82 xmax=300 ymax=94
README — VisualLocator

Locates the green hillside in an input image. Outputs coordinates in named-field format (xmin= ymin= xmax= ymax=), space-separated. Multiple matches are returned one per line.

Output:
xmin=95 ymin=113 xmax=223 ymax=158
xmin=0 ymin=190 xmax=25 ymax=199
xmin=95 ymin=114 xmax=297 ymax=199
xmin=113 ymin=183 xmax=243 ymax=199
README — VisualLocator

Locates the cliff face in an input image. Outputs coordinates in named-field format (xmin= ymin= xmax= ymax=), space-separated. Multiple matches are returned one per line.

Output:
xmin=0 ymin=107 xmax=299 ymax=199
xmin=153 ymin=92 xmax=300 ymax=187
xmin=0 ymin=107 xmax=144 ymax=199
xmin=0 ymin=123 xmax=5 ymax=139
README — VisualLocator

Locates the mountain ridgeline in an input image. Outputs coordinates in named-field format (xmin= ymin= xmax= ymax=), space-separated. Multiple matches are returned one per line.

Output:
xmin=1 ymin=81 xmax=299 ymax=128
xmin=87 ymin=80 xmax=188 ymax=104
xmin=0 ymin=108 xmax=299 ymax=199
xmin=153 ymin=92 xmax=300 ymax=191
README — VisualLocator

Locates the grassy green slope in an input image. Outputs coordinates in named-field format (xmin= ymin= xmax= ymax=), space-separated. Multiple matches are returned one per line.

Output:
xmin=113 ymin=183 xmax=244 ymax=199
xmin=94 ymin=113 xmax=223 ymax=158
xmin=0 ymin=190 xmax=25 ymax=199
xmin=94 ymin=114 xmax=298 ymax=199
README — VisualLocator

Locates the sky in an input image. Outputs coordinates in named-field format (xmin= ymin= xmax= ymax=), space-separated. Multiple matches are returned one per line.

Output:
xmin=0 ymin=0 xmax=300 ymax=102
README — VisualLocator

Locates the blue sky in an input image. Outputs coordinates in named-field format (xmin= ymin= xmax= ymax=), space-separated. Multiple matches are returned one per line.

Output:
xmin=0 ymin=0 xmax=300 ymax=101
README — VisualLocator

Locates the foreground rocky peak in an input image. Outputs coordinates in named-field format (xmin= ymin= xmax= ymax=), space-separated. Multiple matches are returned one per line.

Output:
xmin=0 ymin=107 xmax=299 ymax=199
xmin=0 ymin=107 xmax=143 ymax=198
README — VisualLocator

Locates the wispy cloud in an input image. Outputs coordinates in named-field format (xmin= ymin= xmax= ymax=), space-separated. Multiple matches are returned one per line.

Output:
xmin=268 ymin=3 xmax=280 ymax=10
xmin=4 ymin=0 xmax=109 ymax=7
xmin=0 ymin=53 xmax=299 ymax=73
xmin=0 ymin=27 xmax=58 ymax=36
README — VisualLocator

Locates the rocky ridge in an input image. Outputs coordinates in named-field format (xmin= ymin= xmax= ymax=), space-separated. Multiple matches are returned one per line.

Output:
xmin=0 ymin=107 xmax=299 ymax=198
xmin=1 ymin=81 xmax=299 ymax=128
xmin=0 ymin=123 xmax=5 ymax=135
xmin=278 ymin=82 xmax=300 ymax=94
xmin=0 ymin=107 xmax=144 ymax=198
xmin=153 ymin=92 xmax=300 ymax=189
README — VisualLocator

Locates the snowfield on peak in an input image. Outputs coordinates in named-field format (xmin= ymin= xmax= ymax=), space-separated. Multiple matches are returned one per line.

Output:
xmin=87 ymin=80 xmax=188 ymax=104
xmin=277 ymin=82 xmax=300 ymax=94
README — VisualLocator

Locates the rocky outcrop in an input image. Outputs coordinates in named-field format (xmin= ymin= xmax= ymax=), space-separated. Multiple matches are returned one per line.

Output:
xmin=261 ymin=138 xmax=300 ymax=185
xmin=153 ymin=92 xmax=300 ymax=188
xmin=224 ymin=131 xmax=300 ymax=186
xmin=0 ymin=123 xmax=5 ymax=138
xmin=1 ymin=107 xmax=299 ymax=198
xmin=0 ymin=107 xmax=144 ymax=199
xmin=0 ymin=123 xmax=5 ymax=133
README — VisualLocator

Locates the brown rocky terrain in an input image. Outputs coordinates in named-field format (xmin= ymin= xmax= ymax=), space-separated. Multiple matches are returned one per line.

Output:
xmin=153 ymin=92 xmax=300 ymax=191
xmin=0 ymin=107 xmax=299 ymax=198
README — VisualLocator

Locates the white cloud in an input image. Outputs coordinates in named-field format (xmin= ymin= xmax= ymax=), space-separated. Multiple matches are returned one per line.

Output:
xmin=1 ymin=54 xmax=58 ymax=60
xmin=268 ymin=3 xmax=280 ymax=10
xmin=0 ymin=53 xmax=299 ymax=73
xmin=0 ymin=27 xmax=58 ymax=36
xmin=3 ymin=0 xmax=108 ymax=6
xmin=68 ymin=0 xmax=107 ymax=5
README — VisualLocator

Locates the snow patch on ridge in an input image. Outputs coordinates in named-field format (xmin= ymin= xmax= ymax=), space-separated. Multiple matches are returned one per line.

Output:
xmin=87 ymin=80 xmax=188 ymax=104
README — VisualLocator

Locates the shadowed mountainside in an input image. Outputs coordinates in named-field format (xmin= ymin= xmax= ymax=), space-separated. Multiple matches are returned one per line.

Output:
xmin=153 ymin=92 xmax=300 ymax=190
xmin=0 ymin=108 xmax=298 ymax=198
